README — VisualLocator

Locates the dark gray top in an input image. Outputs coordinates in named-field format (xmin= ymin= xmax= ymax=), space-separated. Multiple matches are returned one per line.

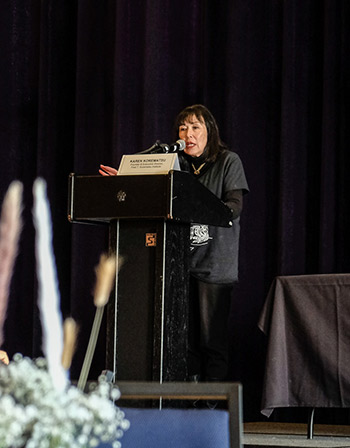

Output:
xmin=179 ymin=149 xmax=249 ymax=284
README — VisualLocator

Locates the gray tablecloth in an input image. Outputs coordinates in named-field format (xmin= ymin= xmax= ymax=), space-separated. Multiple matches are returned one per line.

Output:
xmin=258 ymin=274 xmax=350 ymax=417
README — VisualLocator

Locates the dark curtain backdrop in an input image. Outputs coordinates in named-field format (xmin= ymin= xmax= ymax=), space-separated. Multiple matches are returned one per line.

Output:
xmin=0 ymin=0 xmax=349 ymax=421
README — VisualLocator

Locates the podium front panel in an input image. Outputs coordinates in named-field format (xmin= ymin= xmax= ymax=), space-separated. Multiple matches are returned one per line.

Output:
xmin=106 ymin=219 xmax=189 ymax=382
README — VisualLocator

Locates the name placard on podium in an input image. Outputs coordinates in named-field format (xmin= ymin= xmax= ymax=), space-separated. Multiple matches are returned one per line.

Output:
xmin=118 ymin=153 xmax=180 ymax=175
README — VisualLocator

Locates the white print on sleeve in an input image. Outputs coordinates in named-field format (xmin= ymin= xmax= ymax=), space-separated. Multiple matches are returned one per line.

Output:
xmin=190 ymin=224 xmax=213 ymax=246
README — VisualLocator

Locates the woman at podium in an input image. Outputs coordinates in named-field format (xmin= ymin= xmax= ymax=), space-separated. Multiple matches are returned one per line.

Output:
xmin=174 ymin=104 xmax=249 ymax=384
xmin=100 ymin=104 xmax=249 ymax=385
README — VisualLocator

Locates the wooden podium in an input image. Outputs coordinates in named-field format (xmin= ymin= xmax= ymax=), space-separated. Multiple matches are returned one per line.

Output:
xmin=68 ymin=171 xmax=233 ymax=382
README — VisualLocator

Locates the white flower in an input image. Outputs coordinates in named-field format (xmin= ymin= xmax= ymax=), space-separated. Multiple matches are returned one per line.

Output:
xmin=0 ymin=355 xmax=129 ymax=448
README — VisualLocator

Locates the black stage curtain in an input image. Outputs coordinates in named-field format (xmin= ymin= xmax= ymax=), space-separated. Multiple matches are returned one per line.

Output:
xmin=0 ymin=1 xmax=349 ymax=421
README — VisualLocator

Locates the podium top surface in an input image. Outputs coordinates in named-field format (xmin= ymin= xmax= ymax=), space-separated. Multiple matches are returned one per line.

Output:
xmin=68 ymin=171 xmax=233 ymax=227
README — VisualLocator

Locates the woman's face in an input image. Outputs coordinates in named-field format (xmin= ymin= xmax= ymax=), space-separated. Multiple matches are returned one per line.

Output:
xmin=178 ymin=115 xmax=208 ymax=157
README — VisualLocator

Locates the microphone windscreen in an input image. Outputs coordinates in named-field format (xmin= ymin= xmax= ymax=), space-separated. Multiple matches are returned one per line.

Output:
xmin=177 ymin=139 xmax=186 ymax=151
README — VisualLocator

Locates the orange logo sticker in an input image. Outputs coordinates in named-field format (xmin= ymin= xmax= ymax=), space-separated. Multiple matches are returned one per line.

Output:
xmin=145 ymin=233 xmax=157 ymax=247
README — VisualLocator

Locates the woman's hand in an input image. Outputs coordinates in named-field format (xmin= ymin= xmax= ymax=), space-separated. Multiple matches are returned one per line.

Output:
xmin=0 ymin=350 xmax=9 ymax=365
xmin=99 ymin=164 xmax=118 ymax=176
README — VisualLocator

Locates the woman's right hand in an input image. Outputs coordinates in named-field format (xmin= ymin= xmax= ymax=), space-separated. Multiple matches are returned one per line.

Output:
xmin=99 ymin=164 xmax=118 ymax=176
xmin=0 ymin=350 xmax=9 ymax=365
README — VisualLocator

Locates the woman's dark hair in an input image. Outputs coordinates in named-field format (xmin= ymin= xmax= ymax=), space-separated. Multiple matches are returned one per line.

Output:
xmin=173 ymin=104 xmax=227 ymax=162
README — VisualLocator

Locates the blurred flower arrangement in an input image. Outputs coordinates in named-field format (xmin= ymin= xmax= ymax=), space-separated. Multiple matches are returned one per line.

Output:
xmin=0 ymin=180 xmax=129 ymax=448
xmin=0 ymin=355 xmax=129 ymax=448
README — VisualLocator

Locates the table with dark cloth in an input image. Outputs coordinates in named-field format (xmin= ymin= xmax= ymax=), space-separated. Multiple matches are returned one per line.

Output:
xmin=258 ymin=274 xmax=350 ymax=417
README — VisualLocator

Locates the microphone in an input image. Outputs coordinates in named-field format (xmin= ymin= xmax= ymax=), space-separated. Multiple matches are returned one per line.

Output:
xmin=138 ymin=139 xmax=185 ymax=154
xmin=138 ymin=140 xmax=162 ymax=154
xmin=167 ymin=139 xmax=186 ymax=153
